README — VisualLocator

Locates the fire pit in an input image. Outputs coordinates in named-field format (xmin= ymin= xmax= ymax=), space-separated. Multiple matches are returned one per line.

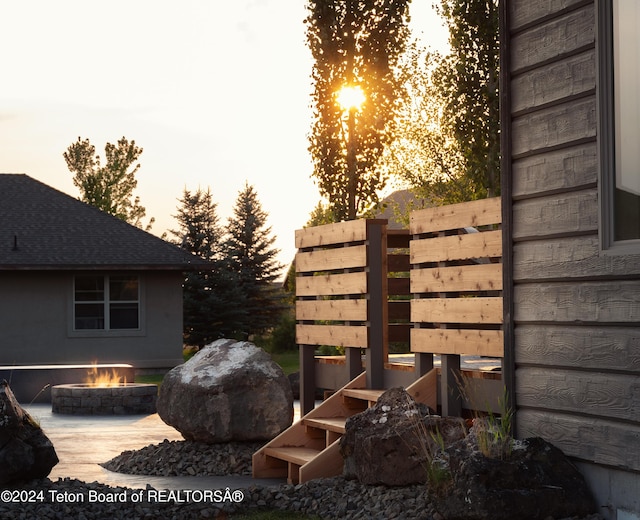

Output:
xmin=51 ymin=365 xmax=157 ymax=415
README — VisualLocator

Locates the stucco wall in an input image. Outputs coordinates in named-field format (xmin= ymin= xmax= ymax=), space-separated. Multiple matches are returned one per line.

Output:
xmin=0 ymin=270 xmax=184 ymax=369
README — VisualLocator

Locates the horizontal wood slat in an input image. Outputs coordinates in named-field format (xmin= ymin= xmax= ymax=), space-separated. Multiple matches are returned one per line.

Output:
xmin=296 ymin=299 xmax=367 ymax=322
xmin=296 ymin=324 xmax=368 ymax=348
xmin=411 ymin=263 xmax=503 ymax=293
xmin=513 ymin=235 xmax=640 ymax=281
xmin=517 ymin=367 xmax=640 ymax=423
xmin=411 ymin=297 xmax=503 ymax=324
xmin=512 ymin=190 xmax=598 ymax=240
xmin=515 ymin=324 xmax=640 ymax=373
xmin=510 ymin=4 xmax=595 ymax=74
xmin=410 ymin=197 xmax=501 ymax=234
xmin=295 ymin=219 xmax=385 ymax=249
xmin=511 ymin=50 xmax=595 ymax=115
xmin=517 ymin=409 xmax=640 ymax=472
xmin=296 ymin=245 xmax=367 ymax=273
xmin=512 ymin=143 xmax=597 ymax=199
xmin=296 ymin=272 xmax=367 ymax=297
xmin=514 ymin=281 xmax=640 ymax=323
xmin=511 ymin=97 xmax=596 ymax=158
xmin=410 ymin=230 xmax=502 ymax=264
xmin=411 ymin=328 xmax=504 ymax=358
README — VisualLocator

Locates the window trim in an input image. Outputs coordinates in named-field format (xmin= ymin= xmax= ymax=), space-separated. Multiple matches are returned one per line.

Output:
xmin=598 ymin=0 xmax=640 ymax=254
xmin=69 ymin=273 xmax=145 ymax=338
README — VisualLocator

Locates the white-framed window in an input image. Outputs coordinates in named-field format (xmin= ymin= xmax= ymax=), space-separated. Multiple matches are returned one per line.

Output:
xmin=599 ymin=0 xmax=640 ymax=252
xmin=74 ymin=275 xmax=140 ymax=331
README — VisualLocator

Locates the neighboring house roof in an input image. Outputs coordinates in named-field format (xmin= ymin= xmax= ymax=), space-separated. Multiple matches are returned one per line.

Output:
xmin=372 ymin=189 xmax=429 ymax=229
xmin=0 ymin=174 xmax=210 ymax=271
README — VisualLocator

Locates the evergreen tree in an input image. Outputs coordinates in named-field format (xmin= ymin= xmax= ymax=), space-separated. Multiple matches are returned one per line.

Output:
xmin=225 ymin=182 xmax=285 ymax=338
xmin=170 ymin=187 xmax=245 ymax=346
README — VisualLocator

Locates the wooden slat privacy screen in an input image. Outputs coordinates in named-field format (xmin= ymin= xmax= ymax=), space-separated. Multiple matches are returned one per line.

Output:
xmin=409 ymin=197 xmax=503 ymax=358
xmin=295 ymin=219 xmax=387 ymax=349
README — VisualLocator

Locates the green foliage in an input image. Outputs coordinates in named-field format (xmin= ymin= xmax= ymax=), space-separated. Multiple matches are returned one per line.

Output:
xmin=63 ymin=136 xmax=153 ymax=229
xmin=171 ymin=183 xmax=290 ymax=345
xmin=225 ymin=182 xmax=287 ymax=338
xmin=267 ymin=313 xmax=297 ymax=353
xmin=306 ymin=201 xmax=337 ymax=226
xmin=435 ymin=0 xmax=500 ymax=198
xmin=380 ymin=0 xmax=500 ymax=207
xmin=306 ymin=0 xmax=411 ymax=220
xmin=379 ymin=44 xmax=474 ymax=206
xmin=398 ymin=393 xmax=452 ymax=492
xmin=475 ymin=387 xmax=514 ymax=460
xmin=170 ymin=187 xmax=246 ymax=346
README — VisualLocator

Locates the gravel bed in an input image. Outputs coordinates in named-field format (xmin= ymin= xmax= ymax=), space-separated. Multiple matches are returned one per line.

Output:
xmin=101 ymin=439 xmax=262 ymax=477
xmin=1 ymin=441 xmax=606 ymax=519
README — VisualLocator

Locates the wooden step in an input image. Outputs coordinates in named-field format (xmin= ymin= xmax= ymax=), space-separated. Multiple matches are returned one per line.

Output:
xmin=341 ymin=388 xmax=385 ymax=403
xmin=263 ymin=446 xmax=320 ymax=466
xmin=303 ymin=417 xmax=347 ymax=434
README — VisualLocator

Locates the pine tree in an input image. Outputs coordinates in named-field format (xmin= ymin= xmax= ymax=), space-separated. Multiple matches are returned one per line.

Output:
xmin=170 ymin=187 xmax=245 ymax=346
xmin=225 ymin=182 xmax=285 ymax=338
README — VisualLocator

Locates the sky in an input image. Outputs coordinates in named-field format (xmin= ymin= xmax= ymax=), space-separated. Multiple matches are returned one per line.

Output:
xmin=1 ymin=1 xmax=449 ymax=274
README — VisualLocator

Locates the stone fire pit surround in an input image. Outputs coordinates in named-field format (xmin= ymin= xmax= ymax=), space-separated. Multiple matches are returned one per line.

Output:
xmin=51 ymin=383 xmax=157 ymax=415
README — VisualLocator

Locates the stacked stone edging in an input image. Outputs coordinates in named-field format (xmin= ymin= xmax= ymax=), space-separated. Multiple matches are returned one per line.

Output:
xmin=51 ymin=383 xmax=157 ymax=415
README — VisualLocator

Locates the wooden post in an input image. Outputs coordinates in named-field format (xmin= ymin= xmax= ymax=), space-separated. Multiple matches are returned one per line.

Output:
xmin=300 ymin=344 xmax=316 ymax=416
xmin=414 ymin=352 xmax=434 ymax=378
xmin=441 ymin=354 xmax=462 ymax=417
xmin=345 ymin=347 xmax=362 ymax=382
xmin=366 ymin=221 xmax=388 ymax=390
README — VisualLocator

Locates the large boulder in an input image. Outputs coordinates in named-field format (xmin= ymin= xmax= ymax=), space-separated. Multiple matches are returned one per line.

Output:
xmin=432 ymin=426 xmax=596 ymax=520
xmin=340 ymin=387 xmax=466 ymax=486
xmin=0 ymin=381 xmax=58 ymax=485
xmin=157 ymin=339 xmax=293 ymax=443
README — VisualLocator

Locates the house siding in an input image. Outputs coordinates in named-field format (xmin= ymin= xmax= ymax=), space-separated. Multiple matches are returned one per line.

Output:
xmin=506 ymin=0 xmax=640 ymax=515
xmin=0 ymin=271 xmax=183 ymax=369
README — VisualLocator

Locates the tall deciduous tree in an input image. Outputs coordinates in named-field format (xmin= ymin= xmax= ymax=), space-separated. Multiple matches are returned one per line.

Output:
xmin=225 ymin=182 xmax=285 ymax=338
xmin=170 ymin=187 xmax=245 ymax=346
xmin=379 ymin=45 xmax=475 ymax=206
xmin=306 ymin=0 xmax=411 ymax=221
xmin=379 ymin=0 xmax=499 ymax=205
xmin=63 ymin=136 xmax=153 ymax=228
xmin=434 ymin=0 xmax=500 ymax=198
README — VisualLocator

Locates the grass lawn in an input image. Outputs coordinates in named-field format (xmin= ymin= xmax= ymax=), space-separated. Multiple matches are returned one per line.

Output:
xmin=135 ymin=349 xmax=299 ymax=387
xmin=269 ymin=350 xmax=299 ymax=376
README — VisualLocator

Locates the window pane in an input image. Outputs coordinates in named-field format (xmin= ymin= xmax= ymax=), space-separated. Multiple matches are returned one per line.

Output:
xmin=110 ymin=303 xmax=139 ymax=329
xmin=109 ymin=276 xmax=139 ymax=301
xmin=613 ymin=0 xmax=640 ymax=241
xmin=75 ymin=276 xmax=104 ymax=302
xmin=75 ymin=303 xmax=105 ymax=329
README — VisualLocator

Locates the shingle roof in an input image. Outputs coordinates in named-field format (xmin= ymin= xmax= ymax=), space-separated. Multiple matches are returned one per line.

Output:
xmin=0 ymin=174 xmax=210 ymax=270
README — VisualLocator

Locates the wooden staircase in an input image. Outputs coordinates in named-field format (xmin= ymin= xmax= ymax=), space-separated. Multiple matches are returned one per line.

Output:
xmin=252 ymin=369 xmax=437 ymax=484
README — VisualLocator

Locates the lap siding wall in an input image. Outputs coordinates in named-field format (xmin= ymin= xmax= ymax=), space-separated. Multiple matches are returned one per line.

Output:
xmin=506 ymin=0 xmax=640 ymax=478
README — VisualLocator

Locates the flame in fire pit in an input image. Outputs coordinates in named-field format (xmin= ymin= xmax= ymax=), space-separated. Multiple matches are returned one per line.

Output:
xmin=85 ymin=365 xmax=127 ymax=387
